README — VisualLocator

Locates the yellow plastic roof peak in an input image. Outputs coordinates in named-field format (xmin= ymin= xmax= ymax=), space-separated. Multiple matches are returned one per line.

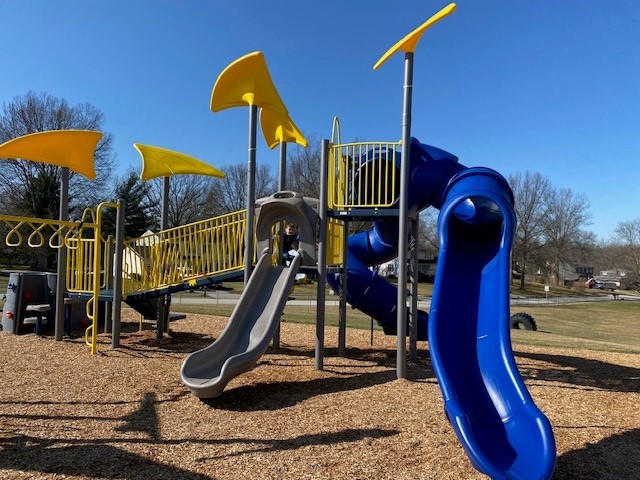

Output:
xmin=210 ymin=51 xmax=288 ymax=115
xmin=259 ymin=108 xmax=308 ymax=149
xmin=373 ymin=3 xmax=457 ymax=70
xmin=134 ymin=144 xmax=225 ymax=181
xmin=0 ymin=129 xmax=102 ymax=179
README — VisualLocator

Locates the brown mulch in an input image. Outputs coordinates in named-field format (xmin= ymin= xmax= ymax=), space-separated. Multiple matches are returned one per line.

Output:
xmin=0 ymin=311 xmax=639 ymax=480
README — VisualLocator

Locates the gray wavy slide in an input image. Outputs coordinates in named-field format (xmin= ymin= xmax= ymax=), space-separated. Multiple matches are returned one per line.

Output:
xmin=181 ymin=248 xmax=302 ymax=399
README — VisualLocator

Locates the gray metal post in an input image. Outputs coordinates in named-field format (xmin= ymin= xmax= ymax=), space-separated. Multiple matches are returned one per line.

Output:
xmin=278 ymin=141 xmax=287 ymax=191
xmin=396 ymin=52 xmax=414 ymax=379
xmin=104 ymin=236 xmax=114 ymax=334
xmin=409 ymin=215 xmax=419 ymax=361
xmin=273 ymin=141 xmax=287 ymax=349
xmin=111 ymin=199 xmax=125 ymax=348
xmin=244 ymin=104 xmax=258 ymax=285
xmin=338 ymin=219 xmax=348 ymax=356
xmin=315 ymin=139 xmax=329 ymax=370
xmin=157 ymin=177 xmax=170 ymax=340
xmin=55 ymin=166 xmax=69 ymax=341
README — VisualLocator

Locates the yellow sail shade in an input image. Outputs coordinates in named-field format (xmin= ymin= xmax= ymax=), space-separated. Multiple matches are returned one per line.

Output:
xmin=134 ymin=143 xmax=225 ymax=181
xmin=259 ymin=109 xmax=308 ymax=149
xmin=0 ymin=129 xmax=102 ymax=179
xmin=210 ymin=51 xmax=288 ymax=115
xmin=373 ymin=3 xmax=457 ymax=70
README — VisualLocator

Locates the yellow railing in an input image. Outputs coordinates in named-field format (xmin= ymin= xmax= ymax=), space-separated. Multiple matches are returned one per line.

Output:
xmin=0 ymin=203 xmax=119 ymax=355
xmin=328 ymin=141 xmax=401 ymax=210
xmin=0 ymin=214 xmax=81 ymax=249
xmin=83 ymin=202 xmax=118 ymax=354
xmin=65 ymin=207 xmax=112 ymax=294
xmin=0 ymin=211 xmax=103 ymax=294
xmin=122 ymin=210 xmax=247 ymax=294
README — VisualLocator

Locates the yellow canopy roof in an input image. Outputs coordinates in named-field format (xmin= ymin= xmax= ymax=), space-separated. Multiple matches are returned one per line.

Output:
xmin=259 ymin=108 xmax=308 ymax=149
xmin=134 ymin=143 xmax=225 ymax=181
xmin=373 ymin=3 xmax=457 ymax=70
xmin=0 ymin=129 xmax=102 ymax=180
xmin=210 ymin=51 xmax=288 ymax=114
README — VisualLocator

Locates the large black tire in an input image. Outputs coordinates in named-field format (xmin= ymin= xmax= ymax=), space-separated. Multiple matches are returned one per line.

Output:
xmin=510 ymin=312 xmax=537 ymax=331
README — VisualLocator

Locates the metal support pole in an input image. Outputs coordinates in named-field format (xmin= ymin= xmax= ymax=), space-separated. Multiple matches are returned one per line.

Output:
xmin=104 ymin=236 xmax=114 ymax=334
xmin=409 ymin=215 xmax=419 ymax=361
xmin=273 ymin=141 xmax=287 ymax=350
xmin=157 ymin=177 xmax=170 ymax=341
xmin=315 ymin=139 xmax=329 ymax=370
xmin=278 ymin=141 xmax=287 ymax=192
xmin=338 ymin=220 xmax=348 ymax=356
xmin=54 ymin=166 xmax=69 ymax=341
xmin=244 ymin=104 xmax=258 ymax=285
xmin=111 ymin=199 xmax=125 ymax=348
xmin=396 ymin=52 xmax=414 ymax=379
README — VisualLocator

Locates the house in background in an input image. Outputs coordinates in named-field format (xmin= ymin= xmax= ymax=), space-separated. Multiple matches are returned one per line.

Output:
xmin=574 ymin=263 xmax=594 ymax=280
xmin=596 ymin=267 xmax=634 ymax=289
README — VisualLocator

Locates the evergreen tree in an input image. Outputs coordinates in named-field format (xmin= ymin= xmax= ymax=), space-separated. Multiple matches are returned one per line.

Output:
xmin=104 ymin=172 xmax=155 ymax=239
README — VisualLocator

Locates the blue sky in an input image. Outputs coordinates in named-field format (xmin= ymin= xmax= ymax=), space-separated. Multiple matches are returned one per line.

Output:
xmin=1 ymin=0 xmax=639 ymax=240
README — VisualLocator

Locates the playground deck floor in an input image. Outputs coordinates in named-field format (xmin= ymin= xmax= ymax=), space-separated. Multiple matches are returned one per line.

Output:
xmin=0 ymin=309 xmax=638 ymax=479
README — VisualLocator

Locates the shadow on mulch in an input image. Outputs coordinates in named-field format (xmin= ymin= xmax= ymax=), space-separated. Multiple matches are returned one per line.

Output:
xmin=123 ymin=330 xmax=218 ymax=354
xmin=515 ymin=350 xmax=640 ymax=393
xmin=197 ymin=344 xmax=435 ymax=412
xmin=267 ymin=345 xmax=433 ymax=372
xmin=195 ymin=427 xmax=400 ymax=461
xmin=0 ymin=442 xmax=210 ymax=480
xmin=205 ymin=368 xmax=399 ymax=412
xmin=554 ymin=428 xmax=640 ymax=479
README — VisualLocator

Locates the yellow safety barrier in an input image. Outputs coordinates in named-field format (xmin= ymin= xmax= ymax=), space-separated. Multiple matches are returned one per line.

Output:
xmin=65 ymin=207 xmax=110 ymax=294
xmin=83 ymin=202 xmax=119 ymax=355
xmin=0 ymin=214 xmax=81 ymax=249
xmin=0 ymin=203 xmax=117 ymax=355
xmin=326 ymin=219 xmax=345 ymax=266
xmin=328 ymin=140 xmax=401 ymax=210
xmin=123 ymin=210 xmax=247 ymax=294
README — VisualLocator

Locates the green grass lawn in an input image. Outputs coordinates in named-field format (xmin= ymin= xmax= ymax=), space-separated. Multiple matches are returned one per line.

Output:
xmin=211 ymin=278 xmax=606 ymax=300
xmin=171 ymin=295 xmax=640 ymax=354
xmin=2 ymin=273 xmax=638 ymax=354
xmin=510 ymin=302 xmax=640 ymax=353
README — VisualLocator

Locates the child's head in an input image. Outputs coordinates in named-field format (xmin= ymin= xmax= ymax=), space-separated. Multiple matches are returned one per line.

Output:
xmin=284 ymin=223 xmax=296 ymax=235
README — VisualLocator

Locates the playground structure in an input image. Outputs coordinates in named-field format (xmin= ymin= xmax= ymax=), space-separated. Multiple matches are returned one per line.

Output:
xmin=0 ymin=3 xmax=557 ymax=479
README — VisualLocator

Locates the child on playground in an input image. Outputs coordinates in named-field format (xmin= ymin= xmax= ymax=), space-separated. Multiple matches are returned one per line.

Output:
xmin=282 ymin=222 xmax=299 ymax=265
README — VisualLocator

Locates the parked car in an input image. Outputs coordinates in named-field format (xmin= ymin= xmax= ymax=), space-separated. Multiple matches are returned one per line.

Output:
xmin=596 ymin=281 xmax=617 ymax=291
xmin=585 ymin=278 xmax=617 ymax=291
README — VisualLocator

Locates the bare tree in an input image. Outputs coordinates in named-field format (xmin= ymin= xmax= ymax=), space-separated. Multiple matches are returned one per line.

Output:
xmin=613 ymin=218 xmax=640 ymax=287
xmin=543 ymin=187 xmax=592 ymax=285
xmin=285 ymin=135 xmax=321 ymax=198
xmin=207 ymin=163 xmax=275 ymax=215
xmin=509 ymin=171 xmax=552 ymax=289
xmin=418 ymin=208 xmax=439 ymax=254
xmin=147 ymin=174 xmax=220 ymax=228
xmin=0 ymin=91 xmax=115 ymax=217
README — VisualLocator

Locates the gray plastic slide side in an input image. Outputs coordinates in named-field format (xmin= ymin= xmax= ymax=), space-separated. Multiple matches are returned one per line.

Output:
xmin=180 ymin=249 xmax=301 ymax=399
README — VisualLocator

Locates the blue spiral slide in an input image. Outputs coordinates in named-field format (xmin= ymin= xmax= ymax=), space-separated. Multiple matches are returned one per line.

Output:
xmin=330 ymin=138 xmax=556 ymax=479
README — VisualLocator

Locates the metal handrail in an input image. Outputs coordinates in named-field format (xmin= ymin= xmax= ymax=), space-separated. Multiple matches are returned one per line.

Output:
xmin=328 ymin=140 xmax=401 ymax=210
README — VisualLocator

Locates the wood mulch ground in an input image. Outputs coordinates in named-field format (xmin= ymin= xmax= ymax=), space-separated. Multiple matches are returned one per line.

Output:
xmin=0 ymin=309 xmax=638 ymax=480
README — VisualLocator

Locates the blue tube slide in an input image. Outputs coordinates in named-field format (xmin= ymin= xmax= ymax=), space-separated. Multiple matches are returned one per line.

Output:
xmin=327 ymin=138 xmax=465 ymax=340
xmin=329 ymin=137 xmax=556 ymax=479
xmin=429 ymin=168 xmax=556 ymax=479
